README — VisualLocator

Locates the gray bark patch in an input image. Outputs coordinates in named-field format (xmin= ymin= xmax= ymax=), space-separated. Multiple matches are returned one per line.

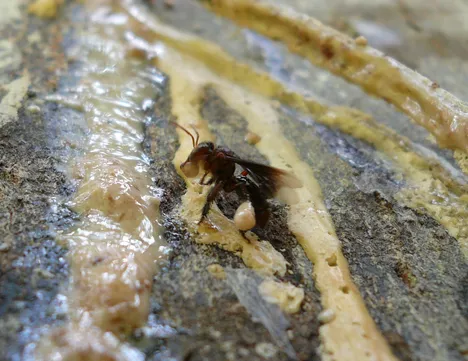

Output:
xmin=0 ymin=113 xmax=73 ymax=360
xmin=278 ymin=108 xmax=468 ymax=361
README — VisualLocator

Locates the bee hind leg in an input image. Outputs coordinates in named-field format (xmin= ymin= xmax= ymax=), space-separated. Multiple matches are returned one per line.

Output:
xmin=245 ymin=181 xmax=270 ymax=228
xmin=198 ymin=180 xmax=223 ymax=224
xmin=239 ymin=230 xmax=252 ymax=243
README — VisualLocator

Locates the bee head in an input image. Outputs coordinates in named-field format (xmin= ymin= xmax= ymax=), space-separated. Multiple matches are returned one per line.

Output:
xmin=181 ymin=141 xmax=214 ymax=177
xmin=187 ymin=141 xmax=214 ymax=162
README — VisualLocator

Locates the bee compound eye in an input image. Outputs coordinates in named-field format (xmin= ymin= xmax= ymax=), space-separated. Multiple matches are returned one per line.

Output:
xmin=181 ymin=161 xmax=199 ymax=178
xmin=234 ymin=201 xmax=256 ymax=231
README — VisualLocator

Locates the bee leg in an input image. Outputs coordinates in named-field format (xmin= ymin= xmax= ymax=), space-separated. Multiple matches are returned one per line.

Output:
xmin=239 ymin=230 xmax=252 ymax=243
xmin=198 ymin=180 xmax=224 ymax=224
xmin=199 ymin=172 xmax=212 ymax=185
xmin=245 ymin=181 xmax=270 ymax=228
xmin=205 ymin=177 xmax=216 ymax=185
xmin=199 ymin=172 xmax=208 ymax=185
xmin=200 ymin=174 xmax=216 ymax=186
xmin=224 ymin=175 xmax=248 ymax=196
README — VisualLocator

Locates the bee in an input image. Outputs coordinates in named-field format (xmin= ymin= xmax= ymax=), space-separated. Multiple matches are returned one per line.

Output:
xmin=174 ymin=123 xmax=302 ymax=230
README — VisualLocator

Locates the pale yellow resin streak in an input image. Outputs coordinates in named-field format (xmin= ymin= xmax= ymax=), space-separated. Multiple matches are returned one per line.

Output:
xmin=156 ymin=45 xmax=397 ymax=361
xmin=125 ymin=0 xmax=468 ymax=257
xmin=201 ymin=0 xmax=468 ymax=155
xmin=259 ymin=279 xmax=304 ymax=314
xmin=36 ymin=13 xmax=164 ymax=360
xmin=0 ymin=72 xmax=30 ymax=127
xmin=216 ymin=85 xmax=398 ymax=361
xmin=156 ymin=53 xmax=288 ymax=277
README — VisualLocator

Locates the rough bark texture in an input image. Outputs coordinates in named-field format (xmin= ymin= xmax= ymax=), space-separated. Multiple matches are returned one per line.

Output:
xmin=1 ymin=1 xmax=468 ymax=361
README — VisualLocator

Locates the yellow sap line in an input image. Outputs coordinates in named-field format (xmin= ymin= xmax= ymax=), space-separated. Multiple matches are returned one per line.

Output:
xmin=123 ymin=0 xmax=468 ymax=256
xmin=34 ymin=7 xmax=166 ymax=360
xmin=214 ymin=85 xmax=399 ymax=361
xmin=28 ymin=0 xmax=63 ymax=19
xmin=154 ymin=43 xmax=398 ymax=361
xmin=155 ymin=55 xmax=289 ymax=277
xmin=321 ymin=108 xmax=468 ymax=258
xmin=122 ymin=0 xmax=325 ymax=115
xmin=455 ymin=150 xmax=468 ymax=176
xmin=200 ymin=0 xmax=468 ymax=155
xmin=122 ymin=0 xmax=467 ymax=195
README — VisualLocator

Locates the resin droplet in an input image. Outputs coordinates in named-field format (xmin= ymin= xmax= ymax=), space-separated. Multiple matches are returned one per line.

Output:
xmin=234 ymin=201 xmax=256 ymax=231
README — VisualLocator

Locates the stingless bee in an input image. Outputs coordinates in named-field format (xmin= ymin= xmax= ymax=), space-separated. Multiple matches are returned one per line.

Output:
xmin=174 ymin=123 xmax=302 ymax=230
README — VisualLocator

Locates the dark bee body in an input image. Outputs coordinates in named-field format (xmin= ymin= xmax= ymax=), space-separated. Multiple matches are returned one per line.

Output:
xmin=175 ymin=124 xmax=302 ymax=229
xmin=199 ymin=144 xmax=237 ymax=184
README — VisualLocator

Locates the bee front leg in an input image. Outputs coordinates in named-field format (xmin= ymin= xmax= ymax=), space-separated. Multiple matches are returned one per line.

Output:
xmin=199 ymin=172 xmax=209 ymax=185
xmin=198 ymin=180 xmax=224 ymax=224
xmin=200 ymin=173 xmax=216 ymax=186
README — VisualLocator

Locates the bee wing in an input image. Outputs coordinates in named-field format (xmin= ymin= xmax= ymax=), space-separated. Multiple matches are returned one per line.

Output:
xmin=225 ymin=156 xmax=303 ymax=196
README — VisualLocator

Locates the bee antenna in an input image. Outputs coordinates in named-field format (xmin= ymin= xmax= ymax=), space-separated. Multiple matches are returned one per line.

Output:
xmin=190 ymin=124 xmax=200 ymax=146
xmin=171 ymin=121 xmax=196 ymax=148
